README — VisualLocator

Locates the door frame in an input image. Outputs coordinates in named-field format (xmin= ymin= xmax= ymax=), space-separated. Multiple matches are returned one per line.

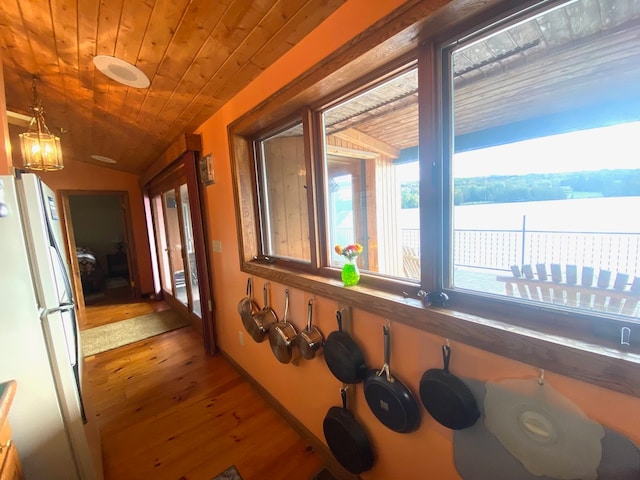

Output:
xmin=145 ymin=151 xmax=216 ymax=354
xmin=60 ymin=190 xmax=139 ymax=312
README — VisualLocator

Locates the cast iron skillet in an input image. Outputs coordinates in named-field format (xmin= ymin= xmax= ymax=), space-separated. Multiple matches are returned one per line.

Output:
xmin=323 ymin=388 xmax=375 ymax=474
xmin=323 ymin=310 xmax=368 ymax=384
xmin=419 ymin=344 xmax=479 ymax=430
xmin=363 ymin=325 xmax=421 ymax=433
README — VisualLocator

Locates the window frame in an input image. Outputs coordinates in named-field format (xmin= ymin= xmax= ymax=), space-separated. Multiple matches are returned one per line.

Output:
xmin=312 ymin=59 xmax=425 ymax=293
xmin=251 ymin=110 xmax=320 ymax=273
xmin=228 ymin=0 xmax=640 ymax=399
xmin=436 ymin=0 xmax=640 ymax=346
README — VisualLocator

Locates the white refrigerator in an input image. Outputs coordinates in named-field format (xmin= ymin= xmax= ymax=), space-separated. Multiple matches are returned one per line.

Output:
xmin=0 ymin=173 xmax=102 ymax=480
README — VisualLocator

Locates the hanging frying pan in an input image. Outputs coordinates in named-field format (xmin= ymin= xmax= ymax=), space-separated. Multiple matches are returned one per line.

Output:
xmin=295 ymin=298 xmax=324 ymax=360
xmin=237 ymin=278 xmax=261 ymax=336
xmin=268 ymin=289 xmax=299 ymax=364
xmin=323 ymin=310 xmax=368 ymax=384
xmin=419 ymin=344 xmax=479 ymax=430
xmin=323 ymin=387 xmax=375 ymax=474
xmin=363 ymin=325 xmax=421 ymax=433
xmin=247 ymin=282 xmax=277 ymax=343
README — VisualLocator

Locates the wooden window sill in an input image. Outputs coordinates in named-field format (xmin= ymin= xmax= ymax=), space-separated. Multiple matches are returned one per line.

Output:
xmin=242 ymin=262 xmax=640 ymax=398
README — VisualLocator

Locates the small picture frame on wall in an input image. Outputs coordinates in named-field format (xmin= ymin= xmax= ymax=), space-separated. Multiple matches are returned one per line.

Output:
xmin=200 ymin=153 xmax=215 ymax=186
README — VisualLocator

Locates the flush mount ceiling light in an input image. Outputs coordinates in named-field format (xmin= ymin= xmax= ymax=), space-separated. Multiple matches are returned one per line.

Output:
xmin=91 ymin=154 xmax=117 ymax=164
xmin=19 ymin=77 xmax=64 ymax=171
xmin=93 ymin=55 xmax=150 ymax=88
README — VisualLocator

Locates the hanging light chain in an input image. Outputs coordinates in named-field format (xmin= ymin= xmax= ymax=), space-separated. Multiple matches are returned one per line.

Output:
xmin=28 ymin=77 xmax=51 ymax=136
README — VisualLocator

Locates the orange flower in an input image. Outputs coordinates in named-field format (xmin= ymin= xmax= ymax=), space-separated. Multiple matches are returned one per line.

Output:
xmin=334 ymin=243 xmax=363 ymax=261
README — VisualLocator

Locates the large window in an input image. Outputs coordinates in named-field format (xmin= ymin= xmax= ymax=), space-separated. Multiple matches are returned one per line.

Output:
xmin=240 ymin=0 xmax=640 ymax=352
xmin=321 ymin=67 xmax=419 ymax=281
xmin=444 ymin=0 xmax=640 ymax=322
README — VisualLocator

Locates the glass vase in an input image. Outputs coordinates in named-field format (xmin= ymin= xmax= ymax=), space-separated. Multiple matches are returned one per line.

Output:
xmin=341 ymin=260 xmax=360 ymax=286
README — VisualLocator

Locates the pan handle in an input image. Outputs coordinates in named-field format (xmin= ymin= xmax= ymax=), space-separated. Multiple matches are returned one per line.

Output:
xmin=283 ymin=289 xmax=290 ymax=324
xmin=336 ymin=310 xmax=343 ymax=332
xmin=306 ymin=298 xmax=313 ymax=330
xmin=263 ymin=282 xmax=270 ymax=308
xmin=442 ymin=344 xmax=451 ymax=373
xmin=377 ymin=325 xmax=393 ymax=382
xmin=340 ymin=387 xmax=348 ymax=410
xmin=384 ymin=325 xmax=390 ymax=366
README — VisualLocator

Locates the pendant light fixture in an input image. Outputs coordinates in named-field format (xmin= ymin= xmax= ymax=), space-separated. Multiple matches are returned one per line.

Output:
xmin=19 ymin=77 xmax=64 ymax=171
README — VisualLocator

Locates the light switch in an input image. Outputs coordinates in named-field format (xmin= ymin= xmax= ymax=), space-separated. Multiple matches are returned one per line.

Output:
xmin=212 ymin=240 xmax=222 ymax=253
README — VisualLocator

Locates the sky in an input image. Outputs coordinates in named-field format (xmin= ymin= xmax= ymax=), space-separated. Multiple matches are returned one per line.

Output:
xmin=395 ymin=121 xmax=640 ymax=181
xmin=454 ymin=122 xmax=640 ymax=178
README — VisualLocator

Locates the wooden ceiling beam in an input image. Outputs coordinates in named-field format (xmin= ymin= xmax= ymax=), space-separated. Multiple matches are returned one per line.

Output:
xmin=332 ymin=128 xmax=400 ymax=158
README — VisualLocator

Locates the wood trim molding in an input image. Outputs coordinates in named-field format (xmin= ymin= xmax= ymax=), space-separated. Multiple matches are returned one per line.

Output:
xmin=242 ymin=263 xmax=640 ymax=398
xmin=140 ymin=133 xmax=202 ymax=187
xmin=220 ymin=351 xmax=362 ymax=480
xmin=59 ymin=189 xmax=141 ymax=304
xmin=59 ymin=193 xmax=86 ymax=312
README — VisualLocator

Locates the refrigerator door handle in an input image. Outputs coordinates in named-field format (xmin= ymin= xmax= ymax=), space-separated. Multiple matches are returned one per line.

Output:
xmin=40 ymin=306 xmax=87 ymax=424
xmin=42 ymin=303 xmax=75 ymax=315
xmin=38 ymin=178 xmax=75 ymax=305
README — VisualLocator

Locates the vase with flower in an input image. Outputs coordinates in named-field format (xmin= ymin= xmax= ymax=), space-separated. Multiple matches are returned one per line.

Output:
xmin=335 ymin=243 xmax=363 ymax=286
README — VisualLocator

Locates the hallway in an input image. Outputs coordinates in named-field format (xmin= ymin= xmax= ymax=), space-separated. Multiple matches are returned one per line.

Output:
xmin=80 ymin=299 xmax=325 ymax=480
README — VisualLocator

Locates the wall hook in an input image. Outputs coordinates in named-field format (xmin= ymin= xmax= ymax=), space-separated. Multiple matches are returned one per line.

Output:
xmin=621 ymin=327 xmax=631 ymax=346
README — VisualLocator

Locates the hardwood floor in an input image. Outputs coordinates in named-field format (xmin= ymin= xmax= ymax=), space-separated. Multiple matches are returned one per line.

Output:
xmin=81 ymin=298 xmax=325 ymax=480
xmin=78 ymin=287 xmax=168 ymax=330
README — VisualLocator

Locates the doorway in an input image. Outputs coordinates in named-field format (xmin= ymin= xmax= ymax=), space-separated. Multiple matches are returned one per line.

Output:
xmin=152 ymin=185 xmax=201 ymax=318
xmin=145 ymin=150 xmax=215 ymax=353
xmin=62 ymin=191 xmax=136 ymax=308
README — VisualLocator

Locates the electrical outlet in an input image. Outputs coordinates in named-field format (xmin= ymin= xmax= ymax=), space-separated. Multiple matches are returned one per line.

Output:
xmin=212 ymin=240 xmax=222 ymax=253
xmin=238 ymin=331 xmax=245 ymax=346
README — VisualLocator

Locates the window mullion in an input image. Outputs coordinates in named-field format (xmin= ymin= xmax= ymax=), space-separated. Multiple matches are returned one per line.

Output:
xmin=418 ymin=41 xmax=441 ymax=293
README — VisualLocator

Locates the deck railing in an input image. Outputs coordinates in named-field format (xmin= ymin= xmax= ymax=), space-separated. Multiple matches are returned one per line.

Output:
xmin=401 ymin=227 xmax=640 ymax=278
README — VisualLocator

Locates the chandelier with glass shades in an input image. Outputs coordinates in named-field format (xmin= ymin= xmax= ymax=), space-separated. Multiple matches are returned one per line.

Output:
xmin=19 ymin=77 xmax=64 ymax=171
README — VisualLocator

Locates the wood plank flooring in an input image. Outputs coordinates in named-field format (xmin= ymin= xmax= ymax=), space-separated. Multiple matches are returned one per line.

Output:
xmin=78 ymin=287 xmax=168 ymax=330
xmin=81 ymin=298 xmax=324 ymax=480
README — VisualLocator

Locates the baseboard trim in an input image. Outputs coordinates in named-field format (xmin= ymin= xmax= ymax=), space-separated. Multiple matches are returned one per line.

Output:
xmin=219 ymin=350 xmax=361 ymax=480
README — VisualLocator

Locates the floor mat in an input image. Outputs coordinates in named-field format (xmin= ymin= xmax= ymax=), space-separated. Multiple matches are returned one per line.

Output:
xmin=212 ymin=465 xmax=243 ymax=480
xmin=80 ymin=309 xmax=190 ymax=356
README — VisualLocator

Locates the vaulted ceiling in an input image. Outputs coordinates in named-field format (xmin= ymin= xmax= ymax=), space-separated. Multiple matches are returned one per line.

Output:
xmin=4 ymin=0 xmax=640 ymax=178
xmin=0 ymin=0 xmax=346 ymax=175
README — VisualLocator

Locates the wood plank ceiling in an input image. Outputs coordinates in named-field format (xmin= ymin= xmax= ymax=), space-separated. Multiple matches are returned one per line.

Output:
xmin=323 ymin=0 xmax=640 ymax=160
xmin=0 ymin=0 xmax=346 ymax=175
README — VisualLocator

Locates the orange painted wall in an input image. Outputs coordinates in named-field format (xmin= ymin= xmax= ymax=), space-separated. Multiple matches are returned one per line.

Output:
xmin=38 ymin=159 xmax=154 ymax=294
xmin=196 ymin=0 xmax=640 ymax=478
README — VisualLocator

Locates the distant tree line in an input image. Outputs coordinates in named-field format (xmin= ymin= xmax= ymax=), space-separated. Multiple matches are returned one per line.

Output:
xmin=400 ymin=169 xmax=640 ymax=208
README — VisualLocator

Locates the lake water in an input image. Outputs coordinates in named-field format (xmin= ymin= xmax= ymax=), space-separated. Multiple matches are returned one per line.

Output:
xmin=399 ymin=196 xmax=640 ymax=277
xmin=455 ymin=196 xmax=640 ymax=233
xmin=400 ymin=196 xmax=640 ymax=233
